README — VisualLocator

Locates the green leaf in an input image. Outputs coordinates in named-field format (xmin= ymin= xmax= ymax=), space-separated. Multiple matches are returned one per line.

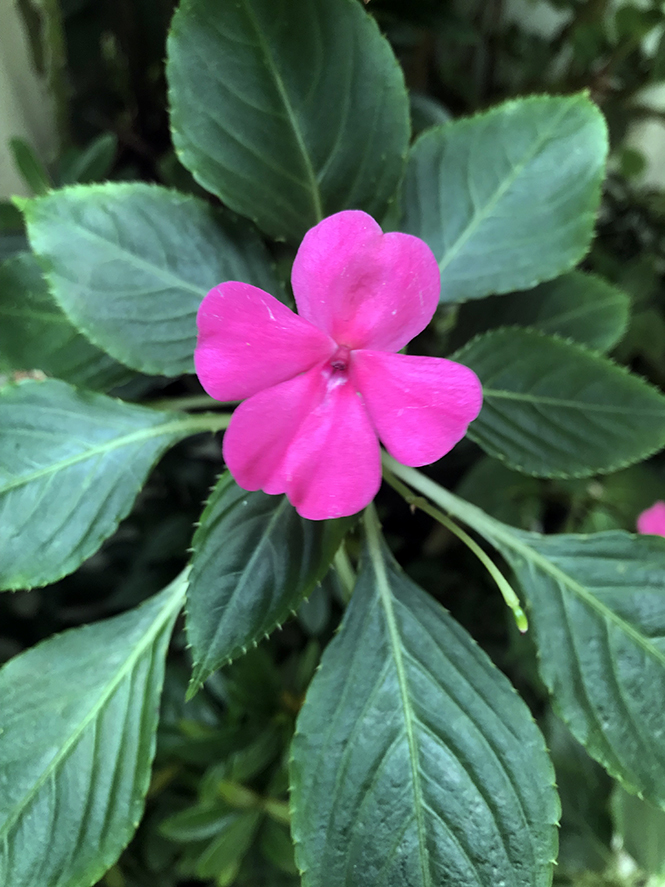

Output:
xmin=613 ymin=786 xmax=665 ymax=875
xmin=59 ymin=133 xmax=118 ymax=185
xmin=401 ymin=94 xmax=608 ymax=302
xmin=9 ymin=137 xmax=51 ymax=195
xmin=383 ymin=462 xmax=665 ymax=812
xmin=159 ymin=802 xmax=236 ymax=843
xmin=499 ymin=531 xmax=665 ymax=810
xmin=290 ymin=512 xmax=559 ymax=887
xmin=545 ymin=713 xmax=612 ymax=875
xmin=186 ymin=472 xmax=349 ymax=689
xmin=0 ymin=252 xmax=133 ymax=390
xmin=195 ymin=811 xmax=262 ymax=880
xmin=0 ymin=378 xmax=226 ymax=590
xmin=453 ymin=328 xmax=665 ymax=477
xmin=0 ymin=572 xmax=185 ymax=887
xmin=260 ymin=819 xmax=298 ymax=875
xmin=452 ymin=271 xmax=630 ymax=353
xmin=167 ymin=0 xmax=409 ymax=242
xmin=22 ymin=183 xmax=281 ymax=376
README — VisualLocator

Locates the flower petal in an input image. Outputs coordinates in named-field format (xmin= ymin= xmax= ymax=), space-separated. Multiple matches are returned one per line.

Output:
xmin=291 ymin=210 xmax=440 ymax=352
xmin=223 ymin=366 xmax=381 ymax=520
xmin=352 ymin=350 xmax=483 ymax=466
xmin=195 ymin=282 xmax=334 ymax=401
xmin=637 ymin=500 xmax=665 ymax=537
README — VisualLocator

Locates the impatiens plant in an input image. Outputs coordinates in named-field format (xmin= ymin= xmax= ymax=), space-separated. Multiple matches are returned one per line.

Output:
xmin=2 ymin=1 xmax=665 ymax=886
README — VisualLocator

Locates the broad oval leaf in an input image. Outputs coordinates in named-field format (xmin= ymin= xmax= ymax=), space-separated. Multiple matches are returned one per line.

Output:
xmin=493 ymin=530 xmax=665 ymax=809
xmin=401 ymin=94 xmax=608 ymax=302
xmin=453 ymin=328 xmax=665 ymax=477
xmin=290 ymin=522 xmax=559 ymax=887
xmin=0 ymin=252 xmax=133 ymax=390
xmin=21 ymin=183 xmax=281 ymax=376
xmin=383 ymin=464 xmax=665 ymax=813
xmin=186 ymin=472 xmax=349 ymax=690
xmin=167 ymin=0 xmax=410 ymax=243
xmin=0 ymin=378 xmax=224 ymax=590
xmin=452 ymin=271 xmax=630 ymax=353
xmin=0 ymin=573 xmax=185 ymax=887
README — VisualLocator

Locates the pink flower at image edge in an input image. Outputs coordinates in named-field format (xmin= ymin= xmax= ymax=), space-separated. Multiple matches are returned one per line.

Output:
xmin=637 ymin=501 xmax=665 ymax=537
xmin=194 ymin=210 xmax=483 ymax=521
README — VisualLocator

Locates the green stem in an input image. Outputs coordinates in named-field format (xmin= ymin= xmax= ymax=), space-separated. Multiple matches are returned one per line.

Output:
xmin=382 ymin=455 xmax=528 ymax=632
xmin=149 ymin=394 xmax=226 ymax=412
xmin=177 ymin=411 xmax=232 ymax=434
xmin=333 ymin=543 xmax=356 ymax=604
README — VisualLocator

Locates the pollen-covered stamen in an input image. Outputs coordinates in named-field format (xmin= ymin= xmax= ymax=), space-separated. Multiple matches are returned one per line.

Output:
xmin=330 ymin=345 xmax=351 ymax=374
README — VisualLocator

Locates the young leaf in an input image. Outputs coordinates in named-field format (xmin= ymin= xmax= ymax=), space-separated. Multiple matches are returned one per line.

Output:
xmin=9 ymin=137 xmax=51 ymax=195
xmin=452 ymin=271 xmax=630 ymax=353
xmin=383 ymin=460 xmax=665 ymax=812
xmin=59 ymin=133 xmax=118 ymax=185
xmin=0 ymin=252 xmax=133 ymax=390
xmin=0 ymin=572 xmax=186 ymax=887
xmin=21 ymin=183 xmax=282 ymax=376
xmin=186 ymin=472 xmax=349 ymax=690
xmin=167 ymin=0 xmax=409 ymax=242
xmin=401 ymin=94 xmax=608 ymax=302
xmin=453 ymin=328 xmax=665 ymax=477
xmin=0 ymin=378 xmax=226 ymax=590
xmin=290 ymin=514 xmax=559 ymax=887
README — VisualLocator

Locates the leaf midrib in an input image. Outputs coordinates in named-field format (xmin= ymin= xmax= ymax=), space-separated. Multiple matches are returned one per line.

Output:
xmin=482 ymin=388 xmax=665 ymax=417
xmin=0 ymin=413 xmax=214 ymax=496
xmin=0 ymin=577 xmax=186 ymax=844
xmin=437 ymin=102 xmax=570 ymax=274
xmin=201 ymin=491 xmax=290 ymax=668
xmin=366 ymin=509 xmax=432 ymax=887
xmin=240 ymin=0 xmax=324 ymax=222
xmin=35 ymin=208 xmax=204 ymax=298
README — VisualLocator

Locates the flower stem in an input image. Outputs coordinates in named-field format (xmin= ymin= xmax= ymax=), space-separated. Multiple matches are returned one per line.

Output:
xmin=148 ymin=394 xmax=226 ymax=412
xmin=382 ymin=456 xmax=528 ymax=633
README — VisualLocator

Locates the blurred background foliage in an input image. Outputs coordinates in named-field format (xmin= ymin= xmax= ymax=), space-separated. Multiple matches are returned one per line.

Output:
xmin=2 ymin=0 xmax=665 ymax=885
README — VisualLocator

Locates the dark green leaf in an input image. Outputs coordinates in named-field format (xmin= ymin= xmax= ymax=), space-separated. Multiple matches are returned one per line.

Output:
xmin=159 ymin=802 xmax=235 ymax=843
xmin=260 ymin=819 xmax=298 ymax=875
xmin=22 ymin=183 xmax=281 ymax=376
xmin=59 ymin=133 xmax=118 ymax=185
xmin=195 ymin=811 xmax=261 ymax=880
xmin=453 ymin=328 xmax=665 ymax=477
xmin=401 ymin=94 xmax=607 ymax=302
xmin=497 ymin=531 xmax=665 ymax=809
xmin=290 ymin=519 xmax=559 ymax=887
xmin=545 ymin=713 xmax=612 ymax=875
xmin=455 ymin=456 xmax=542 ymax=529
xmin=0 ymin=252 xmax=133 ymax=390
xmin=0 ymin=573 xmax=185 ymax=887
xmin=383 ymin=462 xmax=665 ymax=813
xmin=9 ymin=137 xmax=51 ymax=196
xmin=167 ymin=0 xmax=409 ymax=242
xmin=0 ymin=378 xmax=224 ymax=590
xmin=186 ymin=472 xmax=348 ymax=689
xmin=452 ymin=272 xmax=630 ymax=353
xmin=0 ymin=232 xmax=28 ymax=263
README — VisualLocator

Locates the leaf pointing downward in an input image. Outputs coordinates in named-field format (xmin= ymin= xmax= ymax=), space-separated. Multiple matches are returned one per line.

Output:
xmin=290 ymin=514 xmax=558 ymax=887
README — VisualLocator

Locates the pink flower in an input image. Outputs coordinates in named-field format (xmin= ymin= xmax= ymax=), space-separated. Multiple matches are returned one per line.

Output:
xmin=195 ymin=211 xmax=482 ymax=520
xmin=637 ymin=501 xmax=665 ymax=537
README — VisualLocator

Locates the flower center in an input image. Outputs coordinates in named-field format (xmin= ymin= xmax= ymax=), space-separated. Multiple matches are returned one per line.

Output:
xmin=330 ymin=345 xmax=351 ymax=374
